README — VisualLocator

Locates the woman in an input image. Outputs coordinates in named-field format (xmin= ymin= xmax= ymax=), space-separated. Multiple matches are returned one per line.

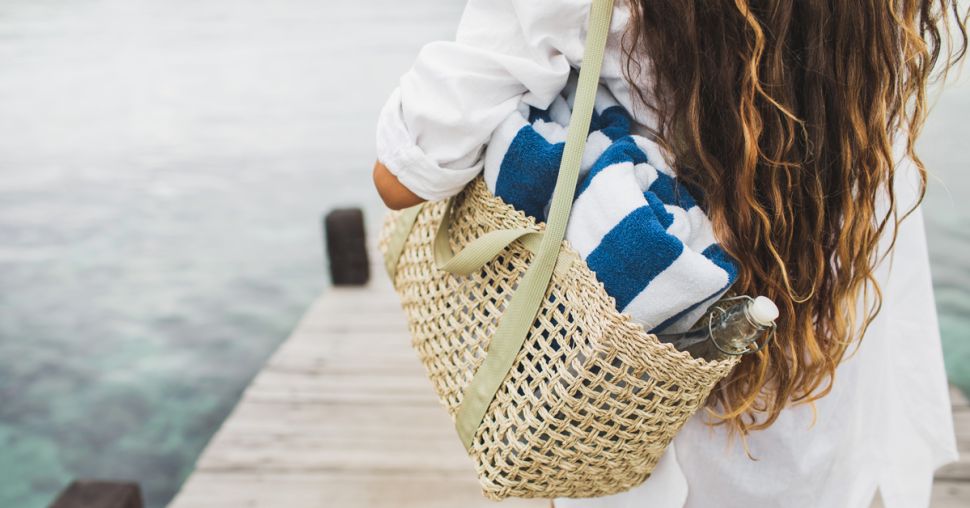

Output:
xmin=373 ymin=1 xmax=968 ymax=507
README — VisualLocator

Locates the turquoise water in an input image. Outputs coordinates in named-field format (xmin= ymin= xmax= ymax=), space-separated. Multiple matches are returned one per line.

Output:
xmin=0 ymin=1 xmax=464 ymax=507
xmin=0 ymin=1 xmax=967 ymax=507
xmin=921 ymin=71 xmax=970 ymax=399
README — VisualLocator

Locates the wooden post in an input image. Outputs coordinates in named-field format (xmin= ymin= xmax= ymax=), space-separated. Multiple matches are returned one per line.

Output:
xmin=48 ymin=480 xmax=143 ymax=508
xmin=324 ymin=208 xmax=370 ymax=286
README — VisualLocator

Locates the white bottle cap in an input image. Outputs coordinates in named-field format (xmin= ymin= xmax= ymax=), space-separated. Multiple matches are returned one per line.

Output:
xmin=748 ymin=296 xmax=779 ymax=326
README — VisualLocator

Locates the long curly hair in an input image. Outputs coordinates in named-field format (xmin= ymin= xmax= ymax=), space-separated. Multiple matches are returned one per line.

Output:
xmin=621 ymin=0 xmax=968 ymax=434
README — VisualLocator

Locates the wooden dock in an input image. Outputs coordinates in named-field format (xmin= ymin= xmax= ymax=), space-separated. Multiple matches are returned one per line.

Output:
xmin=167 ymin=267 xmax=546 ymax=508
xmin=169 ymin=259 xmax=970 ymax=507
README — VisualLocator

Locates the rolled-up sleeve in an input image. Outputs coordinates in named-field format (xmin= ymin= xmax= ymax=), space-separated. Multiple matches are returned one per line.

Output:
xmin=376 ymin=0 xmax=585 ymax=201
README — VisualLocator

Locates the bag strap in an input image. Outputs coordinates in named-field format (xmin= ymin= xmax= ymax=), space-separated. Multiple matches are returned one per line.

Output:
xmin=384 ymin=0 xmax=614 ymax=449
xmin=453 ymin=0 xmax=615 ymax=449
xmin=383 ymin=204 xmax=423 ymax=279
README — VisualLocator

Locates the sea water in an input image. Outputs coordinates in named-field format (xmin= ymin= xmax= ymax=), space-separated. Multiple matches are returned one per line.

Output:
xmin=0 ymin=1 xmax=464 ymax=506
xmin=0 ymin=1 xmax=967 ymax=507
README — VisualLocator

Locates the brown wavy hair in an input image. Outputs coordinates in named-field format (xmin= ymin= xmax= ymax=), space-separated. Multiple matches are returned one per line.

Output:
xmin=621 ymin=0 xmax=968 ymax=435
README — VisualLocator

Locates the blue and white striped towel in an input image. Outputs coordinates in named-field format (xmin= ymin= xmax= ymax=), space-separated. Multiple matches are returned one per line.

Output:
xmin=483 ymin=78 xmax=738 ymax=334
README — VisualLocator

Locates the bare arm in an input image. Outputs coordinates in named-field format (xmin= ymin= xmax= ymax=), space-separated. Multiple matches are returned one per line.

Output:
xmin=372 ymin=160 xmax=426 ymax=210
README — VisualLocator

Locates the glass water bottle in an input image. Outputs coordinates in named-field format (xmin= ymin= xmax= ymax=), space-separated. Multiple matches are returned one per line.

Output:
xmin=657 ymin=296 xmax=778 ymax=361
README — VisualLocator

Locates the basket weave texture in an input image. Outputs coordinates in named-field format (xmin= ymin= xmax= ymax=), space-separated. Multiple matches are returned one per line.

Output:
xmin=379 ymin=177 xmax=739 ymax=500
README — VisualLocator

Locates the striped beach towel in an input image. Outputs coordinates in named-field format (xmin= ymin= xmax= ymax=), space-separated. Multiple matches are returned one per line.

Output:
xmin=483 ymin=78 xmax=738 ymax=334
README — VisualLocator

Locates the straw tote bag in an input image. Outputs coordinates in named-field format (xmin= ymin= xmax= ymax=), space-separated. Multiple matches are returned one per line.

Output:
xmin=378 ymin=0 xmax=738 ymax=499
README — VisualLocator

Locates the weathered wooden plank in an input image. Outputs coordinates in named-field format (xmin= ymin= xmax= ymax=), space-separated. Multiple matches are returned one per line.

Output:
xmin=929 ymin=481 xmax=970 ymax=508
xmin=240 ymin=370 xmax=442 ymax=408
xmin=266 ymin=333 xmax=417 ymax=363
xmin=191 ymin=401 xmax=471 ymax=474
xmin=871 ymin=480 xmax=970 ymax=508
xmin=207 ymin=401 xmax=455 ymax=439
xmin=265 ymin=355 xmax=423 ymax=377
xmin=935 ymin=387 xmax=970 ymax=484
xmin=241 ymin=386 xmax=442 ymax=406
xmin=249 ymin=370 xmax=434 ymax=393
xmin=295 ymin=314 xmax=410 ymax=334
xmin=935 ymin=452 xmax=969 ymax=482
xmin=194 ymin=436 xmax=472 ymax=474
xmin=172 ymin=471 xmax=543 ymax=508
xmin=949 ymin=385 xmax=968 ymax=408
xmin=955 ymin=410 xmax=970 ymax=449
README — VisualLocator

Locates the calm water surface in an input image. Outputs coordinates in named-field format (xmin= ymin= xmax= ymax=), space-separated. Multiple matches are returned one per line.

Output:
xmin=0 ymin=1 xmax=463 ymax=506
xmin=0 ymin=1 xmax=967 ymax=507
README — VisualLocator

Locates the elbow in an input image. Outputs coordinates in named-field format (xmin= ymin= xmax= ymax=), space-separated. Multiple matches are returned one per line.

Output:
xmin=373 ymin=160 xmax=426 ymax=210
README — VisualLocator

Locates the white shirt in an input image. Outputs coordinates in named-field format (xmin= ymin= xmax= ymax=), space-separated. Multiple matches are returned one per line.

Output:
xmin=374 ymin=1 xmax=958 ymax=507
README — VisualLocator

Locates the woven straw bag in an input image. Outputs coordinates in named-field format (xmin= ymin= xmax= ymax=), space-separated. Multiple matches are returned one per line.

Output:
xmin=378 ymin=0 xmax=739 ymax=499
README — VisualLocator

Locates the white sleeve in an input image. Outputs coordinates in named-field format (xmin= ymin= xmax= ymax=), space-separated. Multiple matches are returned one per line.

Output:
xmin=376 ymin=0 xmax=590 ymax=201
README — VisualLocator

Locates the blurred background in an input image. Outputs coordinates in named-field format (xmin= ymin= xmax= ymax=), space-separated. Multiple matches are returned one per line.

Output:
xmin=0 ymin=1 xmax=966 ymax=507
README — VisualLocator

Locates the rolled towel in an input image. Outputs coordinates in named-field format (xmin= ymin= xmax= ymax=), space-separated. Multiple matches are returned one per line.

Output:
xmin=483 ymin=76 xmax=738 ymax=334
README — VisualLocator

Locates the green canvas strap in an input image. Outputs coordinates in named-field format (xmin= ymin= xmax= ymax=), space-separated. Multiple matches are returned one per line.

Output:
xmin=383 ymin=203 xmax=423 ymax=280
xmin=384 ymin=198 xmax=561 ymax=281
xmin=453 ymin=0 xmax=615 ymax=449
xmin=429 ymin=195 xmax=576 ymax=277
xmin=432 ymin=194 xmax=541 ymax=275
xmin=383 ymin=0 xmax=614 ymax=450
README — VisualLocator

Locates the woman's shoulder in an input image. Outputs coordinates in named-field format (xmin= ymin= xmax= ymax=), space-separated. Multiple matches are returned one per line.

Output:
xmin=458 ymin=0 xmax=628 ymax=64
xmin=458 ymin=0 xmax=593 ymax=38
